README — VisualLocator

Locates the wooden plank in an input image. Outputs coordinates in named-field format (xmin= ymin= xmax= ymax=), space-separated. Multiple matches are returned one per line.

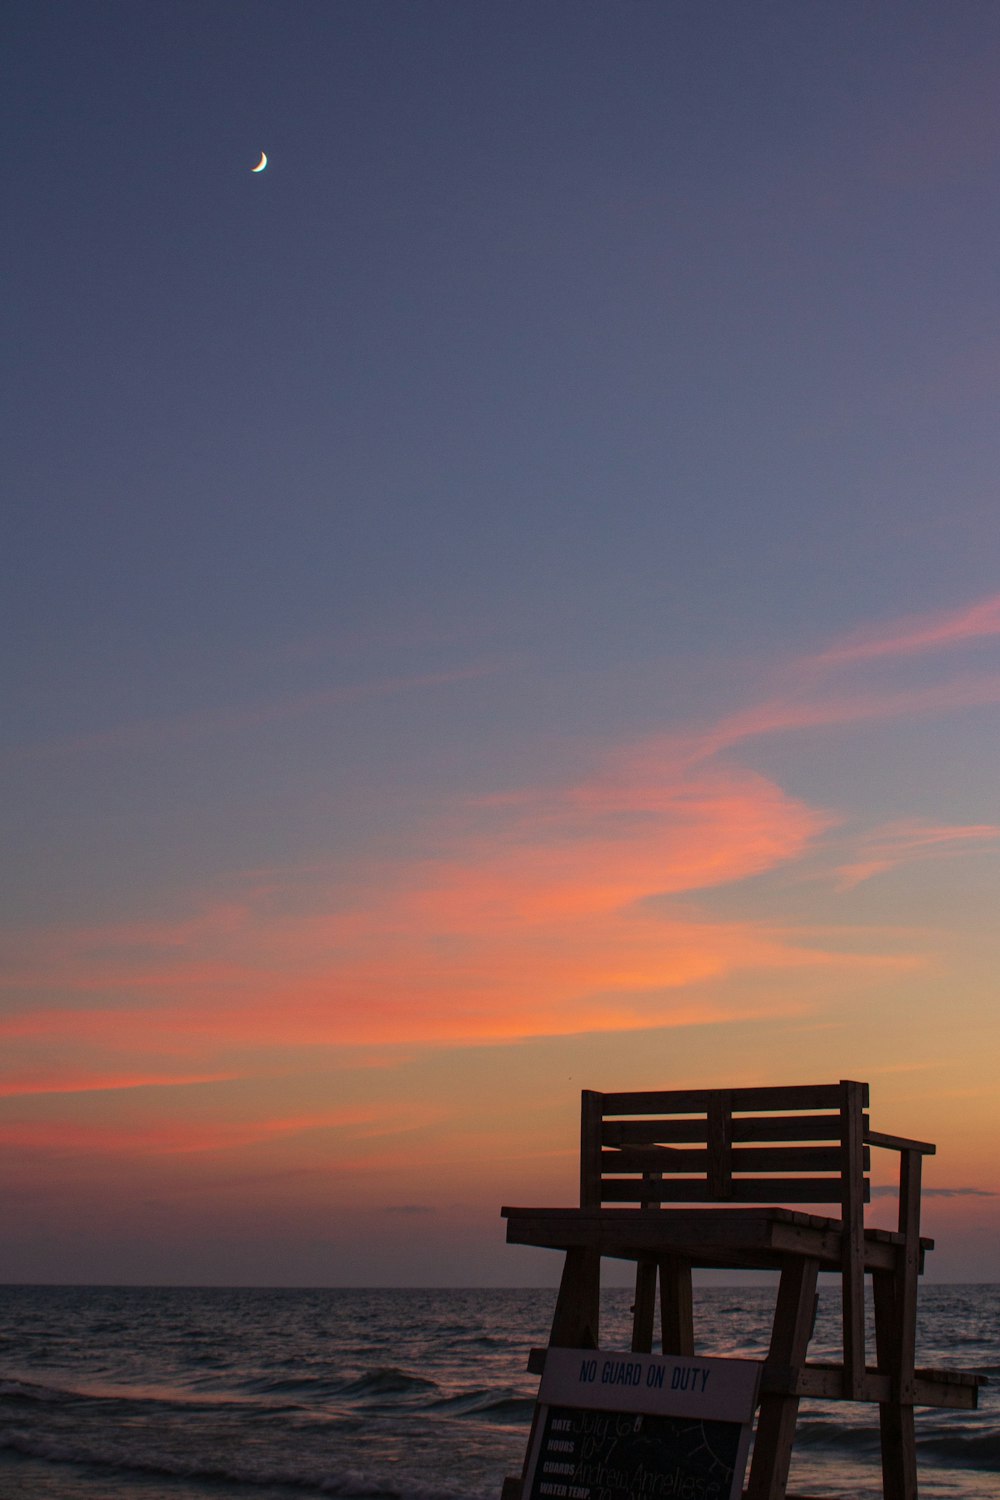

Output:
xmin=840 ymin=1080 xmax=867 ymax=1401
xmin=760 ymin=1358 xmax=981 ymax=1409
xmin=734 ymin=1113 xmax=855 ymax=1142
xmin=549 ymin=1246 xmax=600 ymax=1348
xmin=896 ymin=1149 xmax=923 ymax=1403
xmin=875 ymin=1207 xmax=933 ymax=1500
xmin=579 ymin=1090 xmax=603 ymax=1207
xmin=866 ymin=1129 xmax=935 ymax=1155
xmin=912 ymin=1372 xmax=983 ymax=1409
xmin=707 ymin=1089 xmax=733 ymax=1196
xmin=879 ymin=1396 xmax=917 ymax=1499
xmin=502 ymin=1203 xmax=908 ymax=1270
xmin=502 ymin=1205 xmax=830 ymax=1228
xmin=504 ymin=1205 xmax=854 ymax=1267
xmin=746 ymin=1256 xmax=820 ymax=1500
xmin=599 ymin=1082 xmax=862 ymax=1115
xmin=731 ymin=1145 xmax=868 ymax=1173
xmin=600 ymin=1089 xmax=715 ymax=1115
xmin=733 ymin=1081 xmax=867 ymax=1111
xmin=767 ymin=1217 xmax=895 ymax=1271
xmin=761 ymin=1362 xmax=878 ymax=1400
xmin=604 ymin=1115 xmax=869 ymax=1147
xmin=630 ymin=1260 xmax=657 ymax=1352
xmin=601 ymin=1145 xmax=708 ymax=1172
xmin=604 ymin=1118 xmax=711 ymax=1146
xmin=599 ymin=1176 xmax=868 ymax=1204
xmin=658 ymin=1254 xmax=694 ymax=1356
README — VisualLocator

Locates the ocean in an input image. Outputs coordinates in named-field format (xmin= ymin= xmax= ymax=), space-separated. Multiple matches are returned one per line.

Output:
xmin=0 ymin=1284 xmax=995 ymax=1500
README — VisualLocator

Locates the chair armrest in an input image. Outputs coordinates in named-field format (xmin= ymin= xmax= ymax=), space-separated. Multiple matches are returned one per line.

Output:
xmin=865 ymin=1130 xmax=936 ymax=1155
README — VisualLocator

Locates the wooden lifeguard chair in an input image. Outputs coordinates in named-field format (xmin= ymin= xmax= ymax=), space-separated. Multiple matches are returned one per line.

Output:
xmin=502 ymin=1081 xmax=983 ymax=1500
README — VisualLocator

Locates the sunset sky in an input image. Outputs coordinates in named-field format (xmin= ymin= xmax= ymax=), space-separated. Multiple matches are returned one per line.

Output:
xmin=4 ymin=2 xmax=999 ymax=1286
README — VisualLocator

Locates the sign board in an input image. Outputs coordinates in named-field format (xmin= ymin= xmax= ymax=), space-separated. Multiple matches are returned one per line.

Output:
xmin=523 ymin=1349 xmax=761 ymax=1500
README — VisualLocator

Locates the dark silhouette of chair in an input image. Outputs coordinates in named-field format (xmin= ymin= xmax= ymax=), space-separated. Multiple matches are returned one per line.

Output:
xmin=502 ymin=1081 xmax=983 ymax=1500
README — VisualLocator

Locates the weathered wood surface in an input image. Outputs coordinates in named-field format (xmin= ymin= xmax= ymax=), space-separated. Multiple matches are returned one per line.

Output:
xmin=746 ymin=1256 xmax=819 ymax=1499
xmin=596 ymin=1082 xmax=868 ymax=1113
xmin=522 ymin=1346 xmax=983 ymax=1409
xmin=502 ymin=1205 xmax=930 ymax=1272
xmin=597 ymin=1175 xmax=870 ymax=1203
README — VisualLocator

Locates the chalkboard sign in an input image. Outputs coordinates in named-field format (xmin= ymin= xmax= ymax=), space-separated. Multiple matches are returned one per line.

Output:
xmin=523 ymin=1350 xmax=760 ymax=1500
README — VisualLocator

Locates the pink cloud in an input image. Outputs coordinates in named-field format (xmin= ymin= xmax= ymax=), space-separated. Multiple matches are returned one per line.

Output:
xmin=689 ymin=674 xmax=1000 ymax=759
xmin=814 ymin=594 xmax=1000 ymax=667
xmin=0 ymin=1105 xmax=404 ymax=1158
xmin=834 ymin=819 xmax=1000 ymax=890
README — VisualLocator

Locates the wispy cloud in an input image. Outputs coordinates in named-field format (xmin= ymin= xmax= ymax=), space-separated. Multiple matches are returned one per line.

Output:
xmin=699 ymin=674 xmax=1000 ymax=758
xmin=872 ymin=1185 xmax=997 ymax=1199
xmin=0 ymin=1106 xmax=405 ymax=1158
xmin=0 ymin=1072 xmax=242 ymax=1099
xmin=813 ymin=593 xmax=1000 ymax=667
xmin=835 ymin=819 xmax=1000 ymax=889
xmin=922 ymin=1186 xmax=998 ymax=1199
xmin=662 ymin=592 xmax=1000 ymax=762
xmin=15 ymin=662 xmax=505 ymax=760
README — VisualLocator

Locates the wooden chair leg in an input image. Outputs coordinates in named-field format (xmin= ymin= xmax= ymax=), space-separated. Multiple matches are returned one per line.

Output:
xmin=841 ymin=1078 xmax=868 ymax=1399
xmin=874 ymin=1270 xmax=917 ymax=1500
xmin=746 ymin=1256 xmax=819 ymax=1500
xmin=520 ymin=1249 xmax=601 ymax=1500
xmin=659 ymin=1255 xmax=694 ymax=1356
xmin=631 ymin=1260 xmax=657 ymax=1351
xmin=873 ymin=1146 xmax=923 ymax=1500
xmin=549 ymin=1246 xmax=601 ymax=1348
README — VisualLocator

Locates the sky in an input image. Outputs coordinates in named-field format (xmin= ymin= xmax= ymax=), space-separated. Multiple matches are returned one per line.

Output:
xmin=3 ymin=1 xmax=1000 ymax=1287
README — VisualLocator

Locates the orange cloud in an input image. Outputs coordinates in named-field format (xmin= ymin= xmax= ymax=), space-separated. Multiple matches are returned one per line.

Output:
xmin=0 ymin=749 xmax=916 ymax=1073
xmin=0 ymin=1072 xmax=242 ymax=1098
xmin=9 ymin=593 xmax=1000 ymax=1087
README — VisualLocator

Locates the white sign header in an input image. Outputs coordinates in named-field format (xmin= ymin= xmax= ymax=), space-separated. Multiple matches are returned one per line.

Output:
xmin=538 ymin=1347 xmax=760 ymax=1424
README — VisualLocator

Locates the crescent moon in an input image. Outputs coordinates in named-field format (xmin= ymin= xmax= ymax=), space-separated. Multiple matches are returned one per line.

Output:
xmin=252 ymin=151 xmax=267 ymax=173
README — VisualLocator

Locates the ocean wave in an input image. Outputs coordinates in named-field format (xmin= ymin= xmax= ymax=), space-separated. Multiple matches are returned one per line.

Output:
xmin=791 ymin=1418 xmax=883 ymax=1456
xmin=0 ymin=1426 xmax=487 ymax=1500
xmin=0 ymin=1378 xmax=73 ymax=1406
xmin=790 ymin=1414 xmax=1000 ymax=1471
xmin=427 ymin=1389 xmax=535 ymax=1421
xmin=917 ymin=1428 xmax=1000 ymax=1468
xmin=335 ymin=1368 xmax=441 ymax=1399
xmin=237 ymin=1371 xmax=354 ymax=1400
xmin=1 ymin=1372 xmax=275 ymax=1419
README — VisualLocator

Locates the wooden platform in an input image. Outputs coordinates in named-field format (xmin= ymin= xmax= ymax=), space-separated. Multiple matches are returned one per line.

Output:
xmin=503 ymin=1205 xmax=933 ymax=1273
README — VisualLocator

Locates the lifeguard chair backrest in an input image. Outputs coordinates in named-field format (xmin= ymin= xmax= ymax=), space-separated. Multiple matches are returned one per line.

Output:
xmin=580 ymin=1080 xmax=869 ymax=1211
